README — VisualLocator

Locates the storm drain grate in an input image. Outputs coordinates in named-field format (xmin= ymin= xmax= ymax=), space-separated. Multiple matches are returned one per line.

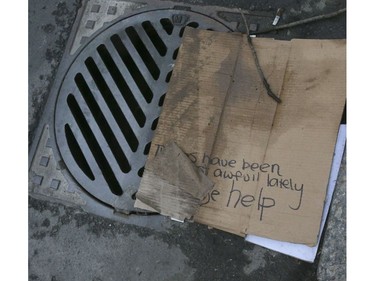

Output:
xmin=53 ymin=10 xmax=232 ymax=211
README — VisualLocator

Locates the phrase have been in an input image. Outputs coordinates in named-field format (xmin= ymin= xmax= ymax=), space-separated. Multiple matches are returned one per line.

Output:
xmin=154 ymin=145 xmax=304 ymax=221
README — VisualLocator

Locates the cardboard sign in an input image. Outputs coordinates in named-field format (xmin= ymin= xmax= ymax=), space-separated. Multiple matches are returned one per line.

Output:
xmin=135 ymin=28 xmax=346 ymax=245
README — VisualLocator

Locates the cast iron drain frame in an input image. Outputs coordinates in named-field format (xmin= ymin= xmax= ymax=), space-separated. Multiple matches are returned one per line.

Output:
xmin=29 ymin=0 xmax=270 ymax=221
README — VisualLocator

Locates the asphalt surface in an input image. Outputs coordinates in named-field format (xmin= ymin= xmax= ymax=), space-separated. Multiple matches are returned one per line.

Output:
xmin=28 ymin=0 xmax=346 ymax=280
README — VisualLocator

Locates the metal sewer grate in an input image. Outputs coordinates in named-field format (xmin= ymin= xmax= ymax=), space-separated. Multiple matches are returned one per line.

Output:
xmin=54 ymin=10 xmax=231 ymax=210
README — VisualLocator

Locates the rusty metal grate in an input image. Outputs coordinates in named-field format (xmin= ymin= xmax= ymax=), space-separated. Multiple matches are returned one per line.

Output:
xmin=54 ymin=10 xmax=231 ymax=211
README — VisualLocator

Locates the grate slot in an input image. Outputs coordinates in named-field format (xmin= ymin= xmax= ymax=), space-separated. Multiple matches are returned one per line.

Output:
xmin=137 ymin=167 xmax=145 ymax=177
xmin=110 ymin=34 xmax=154 ymax=103
xmin=188 ymin=22 xmax=199 ymax=28
xmin=65 ymin=124 xmax=95 ymax=181
xmin=67 ymin=94 xmax=123 ymax=196
xmin=165 ymin=71 xmax=173 ymax=83
xmin=160 ymin=18 xmax=174 ymax=35
xmin=151 ymin=117 xmax=159 ymax=131
xmin=95 ymin=45 xmax=146 ymax=129
xmin=179 ymin=22 xmax=200 ymax=37
xmin=143 ymin=142 xmax=151 ymax=155
xmin=74 ymin=73 xmax=131 ymax=173
xmin=85 ymin=56 xmax=140 ymax=152
xmin=125 ymin=26 xmax=161 ymax=80
xmin=158 ymin=93 xmax=166 ymax=106
xmin=141 ymin=21 xmax=167 ymax=56
xmin=172 ymin=47 xmax=180 ymax=60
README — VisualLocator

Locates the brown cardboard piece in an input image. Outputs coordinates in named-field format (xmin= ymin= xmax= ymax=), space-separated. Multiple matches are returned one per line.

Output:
xmin=135 ymin=28 xmax=346 ymax=245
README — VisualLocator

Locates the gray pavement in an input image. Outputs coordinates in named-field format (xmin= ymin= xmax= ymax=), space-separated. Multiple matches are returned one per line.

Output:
xmin=28 ymin=0 xmax=346 ymax=280
xmin=317 ymin=153 xmax=346 ymax=281
xmin=29 ymin=196 xmax=320 ymax=281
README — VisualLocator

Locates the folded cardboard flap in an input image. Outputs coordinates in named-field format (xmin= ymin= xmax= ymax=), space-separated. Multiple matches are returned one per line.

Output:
xmin=135 ymin=142 xmax=214 ymax=221
xmin=135 ymin=27 xmax=346 ymax=245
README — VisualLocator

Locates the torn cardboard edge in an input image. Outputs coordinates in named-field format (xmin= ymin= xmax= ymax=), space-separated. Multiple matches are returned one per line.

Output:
xmin=135 ymin=142 xmax=214 ymax=222
xmin=246 ymin=125 xmax=346 ymax=262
